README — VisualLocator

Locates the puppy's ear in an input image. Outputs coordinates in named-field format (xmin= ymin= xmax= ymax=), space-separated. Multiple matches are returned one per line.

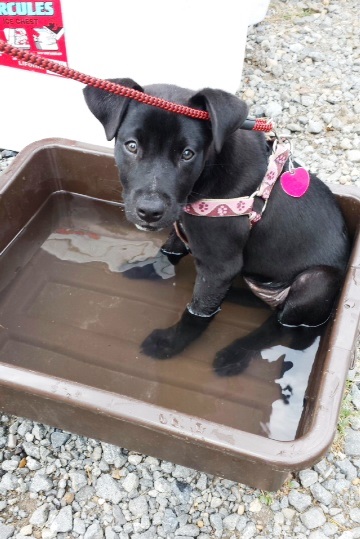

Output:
xmin=83 ymin=78 xmax=144 ymax=141
xmin=190 ymin=89 xmax=249 ymax=153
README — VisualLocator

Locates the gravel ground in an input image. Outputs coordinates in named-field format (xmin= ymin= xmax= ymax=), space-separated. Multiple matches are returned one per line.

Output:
xmin=0 ymin=0 xmax=360 ymax=538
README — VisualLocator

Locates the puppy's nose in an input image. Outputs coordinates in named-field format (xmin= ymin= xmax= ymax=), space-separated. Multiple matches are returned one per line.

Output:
xmin=136 ymin=198 xmax=165 ymax=223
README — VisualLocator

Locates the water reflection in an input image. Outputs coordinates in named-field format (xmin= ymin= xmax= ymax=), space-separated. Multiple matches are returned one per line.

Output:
xmin=42 ymin=227 xmax=175 ymax=280
xmin=213 ymin=315 xmax=324 ymax=441
xmin=260 ymin=337 xmax=320 ymax=440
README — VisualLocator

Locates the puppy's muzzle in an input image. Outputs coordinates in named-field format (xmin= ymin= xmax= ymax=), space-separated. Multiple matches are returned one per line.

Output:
xmin=136 ymin=195 xmax=166 ymax=223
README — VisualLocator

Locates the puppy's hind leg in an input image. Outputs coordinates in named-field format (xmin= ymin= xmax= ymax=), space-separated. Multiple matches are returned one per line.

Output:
xmin=277 ymin=265 xmax=343 ymax=327
xmin=214 ymin=314 xmax=321 ymax=377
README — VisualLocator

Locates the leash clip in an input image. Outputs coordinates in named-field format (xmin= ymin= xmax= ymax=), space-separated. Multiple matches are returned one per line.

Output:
xmin=285 ymin=138 xmax=295 ymax=173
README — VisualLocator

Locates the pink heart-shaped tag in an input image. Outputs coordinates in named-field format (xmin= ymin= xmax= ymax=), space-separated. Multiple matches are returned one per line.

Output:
xmin=280 ymin=167 xmax=310 ymax=198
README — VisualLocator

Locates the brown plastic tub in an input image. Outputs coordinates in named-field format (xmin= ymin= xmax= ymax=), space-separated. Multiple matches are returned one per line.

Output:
xmin=0 ymin=139 xmax=359 ymax=491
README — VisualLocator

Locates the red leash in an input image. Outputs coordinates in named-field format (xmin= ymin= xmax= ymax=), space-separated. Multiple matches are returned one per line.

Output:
xmin=0 ymin=39 xmax=273 ymax=132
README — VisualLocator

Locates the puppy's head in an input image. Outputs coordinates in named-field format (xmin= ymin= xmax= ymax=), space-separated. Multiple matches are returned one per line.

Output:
xmin=83 ymin=79 xmax=248 ymax=231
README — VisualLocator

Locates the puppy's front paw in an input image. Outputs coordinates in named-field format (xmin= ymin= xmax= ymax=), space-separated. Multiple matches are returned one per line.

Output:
xmin=141 ymin=307 xmax=215 ymax=359
xmin=141 ymin=327 xmax=178 ymax=359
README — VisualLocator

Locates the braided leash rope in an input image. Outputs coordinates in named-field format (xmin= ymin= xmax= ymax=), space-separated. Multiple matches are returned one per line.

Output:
xmin=0 ymin=39 xmax=274 ymax=131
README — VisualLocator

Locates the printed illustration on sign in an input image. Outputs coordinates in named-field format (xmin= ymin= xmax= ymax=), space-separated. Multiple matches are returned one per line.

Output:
xmin=4 ymin=27 xmax=30 ymax=48
xmin=0 ymin=1 xmax=68 ymax=74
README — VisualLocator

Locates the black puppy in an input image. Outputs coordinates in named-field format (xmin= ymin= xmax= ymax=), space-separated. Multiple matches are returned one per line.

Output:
xmin=84 ymin=79 xmax=350 ymax=360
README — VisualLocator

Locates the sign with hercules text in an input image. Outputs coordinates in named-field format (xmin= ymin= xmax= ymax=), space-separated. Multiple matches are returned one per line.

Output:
xmin=0 ymin=1 xmax=68 ymax=74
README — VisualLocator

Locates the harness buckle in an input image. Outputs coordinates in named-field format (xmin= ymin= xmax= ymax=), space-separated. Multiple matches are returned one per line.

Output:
xmin=261 ymin=198 xmax=268 ymax=215
xmin=249 ymin=189 xmax=261 ymax=199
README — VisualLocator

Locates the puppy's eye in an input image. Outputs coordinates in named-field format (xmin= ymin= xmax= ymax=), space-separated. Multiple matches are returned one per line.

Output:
xmin=181 ymin=149 xmax=195 ymax=161
xmin=125 ymin=141 xmax=138 ymax=154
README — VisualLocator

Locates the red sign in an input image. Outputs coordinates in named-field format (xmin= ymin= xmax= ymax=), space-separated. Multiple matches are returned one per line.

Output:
xmin=0 ymin=1 xmax=68 ymax=75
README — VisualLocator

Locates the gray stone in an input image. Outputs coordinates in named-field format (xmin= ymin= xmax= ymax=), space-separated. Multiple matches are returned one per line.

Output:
xmin=172 ymin=480 xmax=192 ymax=504
xmin=50 ymin=506 xmax=73 ymax=533
xmin=163 ymin=509 xmax=178 ymax=534
xmin=122 ymin=472 xmax=139 ymax=493
xmin=195 ymin=474 xmax=207 ymax=491
xmin=314 ymin=459 xmax=331 ymax=478
xmin=271 ymin=64 xmax=284 ymax=77
xmin=175 ymin=525 xmax=200 ymax=537
xmin=172 ymin=465 xmax=194 ymax=479
xmin=101 ymin=443 xmax=125 ymax=466
xmin=30 ymin=504 xmax=49 ymax=526
xmin=1 ymin=150 xmax=17 ymax=159
xmin=74 ymin=484 xmax=94 ymax=503
xmin=0 ymin=523 xmax=15 ymax=539
xmin=352 ymin=384 xmax=360 ymax=410
xmin=128 ymin=454 xmax=142 ymax=466
xmin=289 ymin=43 xmax=303 ymax=53
xmin=335 ymin=458 xmax=358 ymax=480
xmin=210 ymin=496 xmax=222 ymax=509
xmin=132 ymin=527 xmax=156 ymax=539
xmin=113 ymin=506 xmax=126 ymax=526
xmin=40 ymin=531 xmax=56 ymax=539
xmin=223 ymin=514 xmax=239 ymax=531
xmin=288 ymin=490 xmax=312 ymax=512
xmin=282 ymin=508 xmax=295 ymax=521
xmin=334 ymin=478 xmax=351 ymax=493
xmin=350 ymin=508 xmax=360 ymax=524
xmin=241 ymin=522 xmax=257 ymax=539
xmin=347 ymin=150 xmax=360 ymax=163
xmin=0 ymin=472 xmax=19 ymax=491
xmin=299 ymin=469 xmax=318 ymax=488
xmin=265 ymin=102 xmax=282 ymax=118
xmin=340 ymin=138 xmax=353 ymax=150
xmin=209 ymin=513 xmax=223 ymax=537
xmin=30 ymin=473 xmax=53 ymax=493
xmin=287 ymin=123 xmax=303 ymax=132
xmin=310 ymin=482 xmax=333 ymax=505
xmin=307 ymin=50 xmax=325 ymax=62
xmin=22 ymin=442 xmax=40 ymax=460
xmin=309 ymin=531 xmax=328 ymax=539
xmin=300 ymin=507 xmax=326 ymax=530
xmin=329 ymin=507 xmax=342 ymax=516
xmin=32 ymin=424 xmax=46 ymax=441
xmin=95 ymin=474 xmax=123 ymax=504
xmin=129 ymin=495 xmax=148 ymax=518
xmin=105 ymin=529 xmax=119 ymax=539
xmin=50 ymin=431 xmax=70 ymax=448
xmin=18 ymin=420 xmax=33 ymax=437
xmin=323 ymin=522 xmax=339 ymax=536
xmin=69 ymin=470 xmax=88 ymax=492
xmin=92 ymin=446 xmax=102 ymax=461
xmin=84 ymin=521 xmax=104 ymax=539
xmin=154 ymin=477 xmax=171 ymax=494
xmin=73 ymin=518 xmax=86 ymax=535
xmin=26 ymin=457 xmax=41 ymax=471
xmin=301 ymin=96 xmax=315 ymax=107
xmin=236 ymin=516 xmax=248 ymax=532
xmin=308 ymin=120 xmax=323 ymax=134
xmin=2 ymin=459 xmax=19 ymax=472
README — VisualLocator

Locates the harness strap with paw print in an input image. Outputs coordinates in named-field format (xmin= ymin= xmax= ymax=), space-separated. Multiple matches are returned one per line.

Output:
xmin=183 ymin=139 xmax=293 ymax=225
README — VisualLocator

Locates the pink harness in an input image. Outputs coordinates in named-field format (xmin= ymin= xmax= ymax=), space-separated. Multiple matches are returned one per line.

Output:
xmin=183 ymin=139 xmax=291 ymax=225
